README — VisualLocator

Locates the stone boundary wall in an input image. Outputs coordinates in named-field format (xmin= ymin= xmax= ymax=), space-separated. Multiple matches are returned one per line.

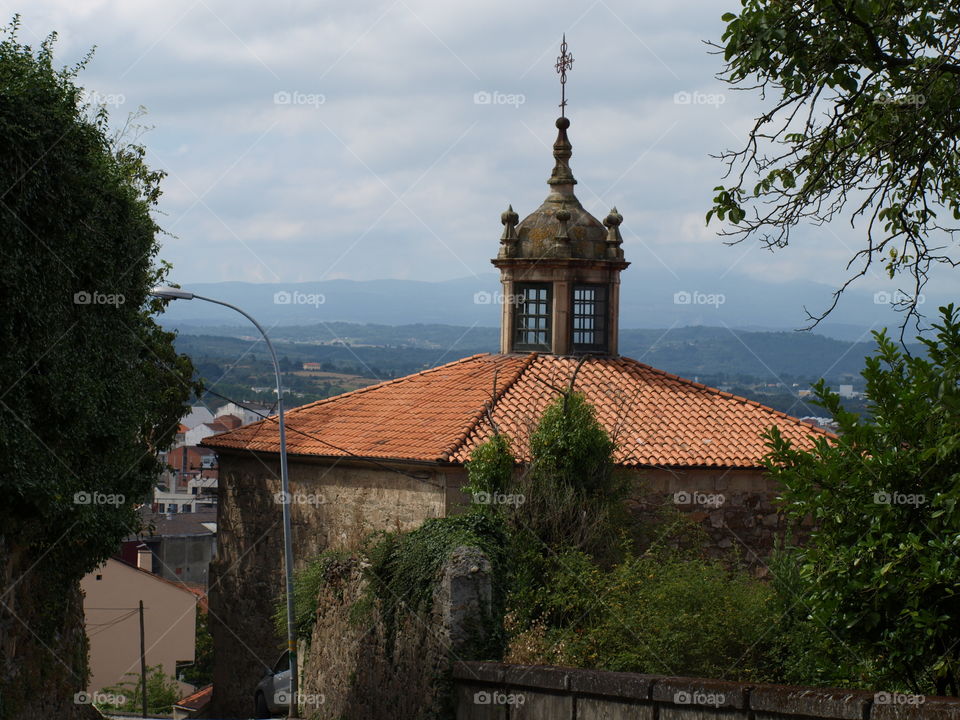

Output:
xmin=452 ymin=662 xmax=960 ymax=720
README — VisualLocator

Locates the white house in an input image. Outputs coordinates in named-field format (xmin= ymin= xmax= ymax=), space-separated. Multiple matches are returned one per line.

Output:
xmin=181 ymin=406 xmax=214 ymax=429
xmin=215 ymin=401 xmax=274 ymax=426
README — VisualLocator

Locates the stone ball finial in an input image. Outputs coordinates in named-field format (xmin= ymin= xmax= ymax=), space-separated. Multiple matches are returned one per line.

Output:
xmin=556 ymin=208 xmax=571 ymax=223
xmin=604 ymin=206 xmax=623 ymax=228
xmin=556 ymin=116 xmax=571 ymax=130
xmin=501 ymin=204 xmax=519 ymax=226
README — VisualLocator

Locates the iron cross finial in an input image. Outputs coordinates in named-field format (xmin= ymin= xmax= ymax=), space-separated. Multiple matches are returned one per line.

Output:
xmin=555 ymin=34 xmax=574 ymax=117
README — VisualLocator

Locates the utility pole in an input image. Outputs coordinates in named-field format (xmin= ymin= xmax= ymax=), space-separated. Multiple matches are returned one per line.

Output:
xmin=139 ymin=600 xmax=147 ymax=718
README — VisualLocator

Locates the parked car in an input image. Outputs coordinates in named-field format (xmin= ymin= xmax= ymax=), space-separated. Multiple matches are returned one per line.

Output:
xmin=254 ymin=651 xmax=291 ymax=718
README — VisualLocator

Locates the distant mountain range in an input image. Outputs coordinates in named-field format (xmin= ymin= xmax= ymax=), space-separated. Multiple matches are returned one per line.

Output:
xmin=174 ymin=321 xmax=916 ymax=384
xmin=156 ymin=269 xmax=945 ymax=342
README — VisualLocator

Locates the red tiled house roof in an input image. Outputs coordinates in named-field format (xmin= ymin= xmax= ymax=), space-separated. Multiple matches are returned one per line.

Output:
xmin=204 ymin=353 xmax=827 ymax=469
xmin=174 ymin=684 xmax=212 ymax=712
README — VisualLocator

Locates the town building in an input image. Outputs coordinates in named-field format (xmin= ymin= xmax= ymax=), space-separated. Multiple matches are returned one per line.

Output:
xmin=120 ymin=509 xmax=217 ymax=587
xmin=81 ymin=557 xmax=199 ymax=697
xmin=215 ymin=401 xmax=275 ymax=427
xmin=180 ymin=406 xmax=214 ymax=429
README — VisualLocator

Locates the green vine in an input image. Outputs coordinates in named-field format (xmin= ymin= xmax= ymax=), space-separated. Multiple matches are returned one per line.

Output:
xmin=363 ymin=512 xmax=509 ymax=661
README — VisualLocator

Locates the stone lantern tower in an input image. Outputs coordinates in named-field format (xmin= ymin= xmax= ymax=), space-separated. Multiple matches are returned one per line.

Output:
xmin=493 ymin=115 xmax=629 ymax=355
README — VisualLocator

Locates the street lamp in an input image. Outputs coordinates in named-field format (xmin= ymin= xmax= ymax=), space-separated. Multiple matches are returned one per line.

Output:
xmin=150 ymin=286 xmax=299 ymax=717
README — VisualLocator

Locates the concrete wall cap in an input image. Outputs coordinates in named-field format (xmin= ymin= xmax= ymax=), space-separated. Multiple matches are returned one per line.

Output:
xmin=651 ymin=676 xmax=750 ymax=709
xmin=872 ymin=695 xmax=960 ymax=720
xmin=503 ymin=664 xmax=570 ymax=691
xmin=568 ymin=667 xmax=658 ymax=699
xmin=751 ymin=684 xmax=874 ymax=719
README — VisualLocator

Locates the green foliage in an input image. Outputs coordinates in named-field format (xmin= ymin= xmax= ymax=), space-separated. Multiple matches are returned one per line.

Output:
xmin=364 ymin=513 xmax=509 ymax=659
xmin=505 ymin=390 xmax=628 ymax=628
xmin=274 ymin=549 xmax=353 ymax=642
xmin=767 ymin=541 xmax=876 ymax=689
xmin=0 ymin=17 xmax=196 ymax=590
xmin=529 ymin=391 xmax=616 ymax=494
xmin=0 ymin=17 xmax=196 ymax=715
xmin=507 ymin=543 xmax=778 ymax=681
xmin=462 ymin=432 xmax=515 ymax=515
xmin=98 ymin=665 xmax=181 ymax=715
xmin=508 ymin=391 xmax=628 ymax=580
xmin=764 ymin=305 xmax=960 ymax=694
xmin=179 ymin=610 xmax=214 ymax=688
xmin=712 ymin=1 xmax=960 ymax=320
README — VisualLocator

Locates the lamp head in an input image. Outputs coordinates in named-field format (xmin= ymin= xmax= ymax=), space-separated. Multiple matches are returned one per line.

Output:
xmin=150 ymin=286 xmax=195 ymax=300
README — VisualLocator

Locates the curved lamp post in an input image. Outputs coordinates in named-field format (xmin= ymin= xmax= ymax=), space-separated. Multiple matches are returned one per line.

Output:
xmin=150 ymin=286 xmax=298 ymax=717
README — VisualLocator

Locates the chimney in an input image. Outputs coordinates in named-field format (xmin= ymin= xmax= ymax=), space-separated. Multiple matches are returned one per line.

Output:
xmin=136 ymin=544 xmax=153 ymax=573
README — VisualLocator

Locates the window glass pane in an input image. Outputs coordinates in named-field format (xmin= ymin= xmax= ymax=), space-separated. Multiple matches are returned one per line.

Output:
xmin=571 ymin=284 xmax=606 ymax=351
xmin=513 ymin=283 xmax=551 ymax=350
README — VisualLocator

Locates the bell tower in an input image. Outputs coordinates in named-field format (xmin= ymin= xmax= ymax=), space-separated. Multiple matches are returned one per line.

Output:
xmin=492 ymin=39 xmax=629 ymax=356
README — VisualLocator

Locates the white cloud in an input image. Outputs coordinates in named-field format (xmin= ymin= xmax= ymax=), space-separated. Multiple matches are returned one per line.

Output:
xmin=4 ymin=0 xmax=954 ymax=312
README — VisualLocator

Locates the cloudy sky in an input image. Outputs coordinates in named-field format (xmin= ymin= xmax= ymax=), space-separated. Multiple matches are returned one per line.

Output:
xmin=5 ymin=0 xmax=955 ymax=312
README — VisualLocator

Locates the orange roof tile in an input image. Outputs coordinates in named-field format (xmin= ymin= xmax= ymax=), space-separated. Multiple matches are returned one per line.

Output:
xmin=203 ymin=353 xmax=829 ymax=468
xmin=175 ymin=683 xmax=212 ymax=711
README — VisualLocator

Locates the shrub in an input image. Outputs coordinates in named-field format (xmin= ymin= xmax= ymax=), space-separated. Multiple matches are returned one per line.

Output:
xmin=98 ymin=665 xmax=180 ymax=715
xmin=764 ymin=306 xmax=960 ymax=694
xmin=507 ymin=545 xmax=779 ymax=681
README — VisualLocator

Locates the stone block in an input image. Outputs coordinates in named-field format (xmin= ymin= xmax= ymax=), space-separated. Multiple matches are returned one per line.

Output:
xmin=652 ymin=677 xmax=749 ymax=709
xmin=510 ymin=690 xmax=573 ymax=720
xmin=660 ymin=706 xmax=744 ymax=720
xmin=751 ymin=684 xmax=873 ymax=719
xmin=579 ymin=696 xmax=654 ymax=720
xmin=569 ymin=668 xmax=656 ymax=700
xmin=872 ymin=695 xmax=960 ymax=720
xmin=504 ymin=664 xmax=570 ymax=691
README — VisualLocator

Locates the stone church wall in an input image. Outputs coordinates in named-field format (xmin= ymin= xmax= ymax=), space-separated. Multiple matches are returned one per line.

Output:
xmin=446 ymin=465 xmax=796 ymax=569
xmin=632 ymin=467 xmax=801 ymax=568
xmin=208 ymin=451 xmax=451 ymax=718
xmin=209 ymin=453 xmax=793 ymax=716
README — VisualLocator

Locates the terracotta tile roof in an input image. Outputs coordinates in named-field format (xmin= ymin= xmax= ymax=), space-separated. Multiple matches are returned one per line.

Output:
xmin=175 ymin=683 xmax=212 ymax=712
xmin=203 ymin=353 xmax=828 ymax=469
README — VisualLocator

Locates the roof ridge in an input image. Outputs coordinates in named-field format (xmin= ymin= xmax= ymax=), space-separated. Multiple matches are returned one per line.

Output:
xmin=111 ymin=557 xmax=204 ymax=598
xmin=207 ymin=353 xmax=493 ymax=446
xmin=437 ymin=352 xmax=538 ymax=463
xmin=615 ymin=354 xmax=832 ymax=437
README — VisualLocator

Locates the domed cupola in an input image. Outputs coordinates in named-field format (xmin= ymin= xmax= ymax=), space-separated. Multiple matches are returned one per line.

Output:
xmin=506 ymin=117 xmax=609 ymax=261
xmin=493 ymin=109 xmax=629 ymax=356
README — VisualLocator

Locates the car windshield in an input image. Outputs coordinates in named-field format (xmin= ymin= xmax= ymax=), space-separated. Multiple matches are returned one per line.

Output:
xmin=273 ymin=652 xmax=289 ymax=674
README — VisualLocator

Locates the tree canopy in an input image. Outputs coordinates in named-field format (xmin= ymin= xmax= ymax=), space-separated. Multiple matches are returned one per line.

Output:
xmin=764 ymin=304 xmax=960 ymax=694
xmin=0 ymin=17 xmax=196 ymax=717
xmin=711 ymin=2 xmax=960 ymax=327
